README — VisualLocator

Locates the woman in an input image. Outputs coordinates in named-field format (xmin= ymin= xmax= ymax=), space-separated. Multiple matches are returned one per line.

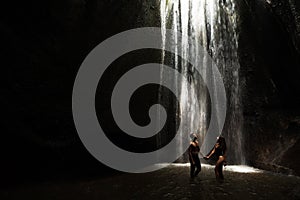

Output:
xmin=204 ymin=136 xmax=227 ymax=180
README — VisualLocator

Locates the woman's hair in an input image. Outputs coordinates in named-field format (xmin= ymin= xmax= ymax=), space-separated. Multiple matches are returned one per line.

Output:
xmin=217 ymin=136 xmax=226 ymax=152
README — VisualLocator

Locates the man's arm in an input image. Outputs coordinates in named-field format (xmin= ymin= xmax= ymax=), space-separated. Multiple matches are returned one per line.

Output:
xmin=189 ymin=143 xmax=195 ymax=164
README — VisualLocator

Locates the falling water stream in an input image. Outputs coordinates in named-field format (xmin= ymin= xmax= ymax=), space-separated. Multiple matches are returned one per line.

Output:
xmin=160 ymin=0 xmax=245 ymax=164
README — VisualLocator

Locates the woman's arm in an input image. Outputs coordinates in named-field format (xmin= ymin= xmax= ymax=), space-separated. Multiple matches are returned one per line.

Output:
xmin=205 ymin=147 xmax=215 ymax=159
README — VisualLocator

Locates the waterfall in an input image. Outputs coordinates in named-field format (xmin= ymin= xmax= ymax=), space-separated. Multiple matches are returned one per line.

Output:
xmin=160 ymin=0 xmax=245 ymax=164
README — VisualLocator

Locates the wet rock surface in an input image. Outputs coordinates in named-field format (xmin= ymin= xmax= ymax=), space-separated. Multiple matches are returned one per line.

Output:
xmin=239 ymin=0 xmax=300 ymax=175
xmin=1 ymin=165 xmax=300 ymax=200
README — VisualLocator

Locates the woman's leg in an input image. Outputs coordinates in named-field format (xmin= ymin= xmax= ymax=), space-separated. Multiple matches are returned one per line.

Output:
xmin=218 ymin=164 xmax=224 ymax=180
xmin=214 ymin=165 xmax=219 ymax=179
xmin=215 ymin=156 xmax=225 ymax=180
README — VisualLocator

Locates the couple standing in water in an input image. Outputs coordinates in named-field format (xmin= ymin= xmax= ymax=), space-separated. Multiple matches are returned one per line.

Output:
xmin=188 ymin=134 xmax=227 ymax=181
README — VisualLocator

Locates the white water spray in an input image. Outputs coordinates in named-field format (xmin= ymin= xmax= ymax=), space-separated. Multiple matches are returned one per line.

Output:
xmin=160 ymin=0 xmax=245 ymax=164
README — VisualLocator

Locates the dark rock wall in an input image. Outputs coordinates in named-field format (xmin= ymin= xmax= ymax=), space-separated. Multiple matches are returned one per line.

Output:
xmin=1 ymin=0 xmax=160 ymax=185
xmin=239 ymin=0 xmax=300 ymax=175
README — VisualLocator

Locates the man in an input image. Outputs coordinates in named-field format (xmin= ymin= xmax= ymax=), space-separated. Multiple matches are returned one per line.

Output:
xmin=188 ymin=134 xmax=201 ymax=178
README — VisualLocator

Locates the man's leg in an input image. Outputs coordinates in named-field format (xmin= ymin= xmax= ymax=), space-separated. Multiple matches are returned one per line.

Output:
xmin=190 ymin=163 xmax=195 ymax=178
xmin=194 ymin=157 xmax=201 ymax=176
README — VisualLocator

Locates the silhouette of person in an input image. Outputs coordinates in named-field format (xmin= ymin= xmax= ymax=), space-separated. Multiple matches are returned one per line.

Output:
xmin=189 ymin=134 xmax=201 ymax=178
xmin=204 ymin=136 xmax=227 ymax=181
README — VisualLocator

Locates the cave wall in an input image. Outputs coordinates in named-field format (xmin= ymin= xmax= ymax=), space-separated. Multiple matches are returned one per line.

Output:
xmin=239 ymin=0 xmax=300 ymax=175
xmin=1 ymin=0 xmax=160 ymax=185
